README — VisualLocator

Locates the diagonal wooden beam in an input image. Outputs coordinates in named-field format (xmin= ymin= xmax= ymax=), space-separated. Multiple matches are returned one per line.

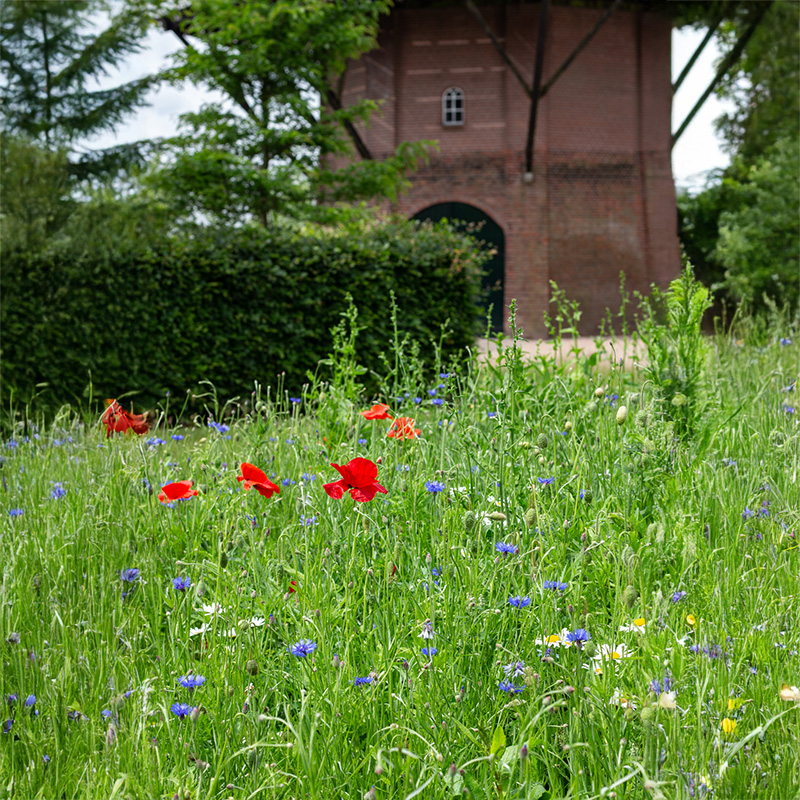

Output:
xmin=465 ymin=0 xmax=531 ymax=99
xmin=539 ymin=0 xmax=623 ymax=100
xmin=672 ymin=10 xmax=725 ymax=95
xmin=672 ymin=1 xmax=772 ymax=147
xmin=525 ymin=0 xmax=551 ymax=175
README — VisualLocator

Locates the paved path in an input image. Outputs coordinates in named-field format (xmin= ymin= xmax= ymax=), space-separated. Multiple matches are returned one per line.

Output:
xmin=476 ymin=336 xmax=646 ymax=369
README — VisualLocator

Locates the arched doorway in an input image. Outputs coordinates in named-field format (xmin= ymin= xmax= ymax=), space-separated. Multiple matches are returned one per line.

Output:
xmin=411 ymin=202 xmax=505 ymax=333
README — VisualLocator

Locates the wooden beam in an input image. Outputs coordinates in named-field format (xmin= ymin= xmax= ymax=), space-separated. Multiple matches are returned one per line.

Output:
xmin=672 ymin=11 xmax=724 ymax=94
xmin=539 ymin=0 xmax=623 ymax=100
xmin=525 ymin=0 xmax=551 ymax=175
xmin=465 ymin=0 xmax=531 ymax=99
xmin=672 ymin=1 xmax=772 ymax=147
xmin=325 ymin=85 xmax=374 ymax=160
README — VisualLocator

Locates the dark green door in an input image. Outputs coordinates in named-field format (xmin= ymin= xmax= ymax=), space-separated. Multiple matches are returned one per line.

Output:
xmin=412 ymin=202 xmax=505 ymax=332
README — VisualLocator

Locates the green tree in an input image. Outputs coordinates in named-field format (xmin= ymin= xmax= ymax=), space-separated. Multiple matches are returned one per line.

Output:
xmin=714 ymin=0 xmax=800 ymax=162
xmin=0 ymin=0 xmax=155 ymax=178
xmin=149 ymin=0 xmax=430 ymax=226
xmin=678 ymin=1 xmax=799 ymax=315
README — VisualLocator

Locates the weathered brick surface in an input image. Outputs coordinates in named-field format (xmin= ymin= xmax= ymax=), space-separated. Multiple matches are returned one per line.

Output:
xmin=339 ymin=3 xmax=681 ymax=335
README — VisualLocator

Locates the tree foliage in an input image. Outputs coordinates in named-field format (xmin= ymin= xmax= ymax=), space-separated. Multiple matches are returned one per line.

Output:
xmin=0 ymin=0 xmax=156 ymax=178
xmin=148 ymin=0 xmax=431 ymax=225
xmin=677 ymin=1 xmax=799 ymax=316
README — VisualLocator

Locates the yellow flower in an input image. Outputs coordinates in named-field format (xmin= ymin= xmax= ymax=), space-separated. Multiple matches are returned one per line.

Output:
xmin=721 ymin=718 xmax=738 ymax=736
xmin=727 ymin=697 xmax=744 ymax=711
xmin=686 ymin=614 xmax=696 ymax=626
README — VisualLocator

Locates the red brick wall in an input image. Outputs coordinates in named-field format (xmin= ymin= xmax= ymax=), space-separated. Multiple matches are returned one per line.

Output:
xmin=340 ymin=2 xmax=681 ymax=336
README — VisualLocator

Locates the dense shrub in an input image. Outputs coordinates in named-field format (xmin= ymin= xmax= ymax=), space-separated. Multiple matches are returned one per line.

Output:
xmin=1 ymin=220 xmax=485 ymax=410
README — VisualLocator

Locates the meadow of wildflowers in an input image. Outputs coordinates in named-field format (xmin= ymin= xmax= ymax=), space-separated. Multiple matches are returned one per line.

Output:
xmin=0 ymin=311 xmax=798 ymax=799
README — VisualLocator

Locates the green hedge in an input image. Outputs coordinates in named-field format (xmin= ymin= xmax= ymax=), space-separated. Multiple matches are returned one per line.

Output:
xmin=1 ymin=221 xmax=485 ymax=410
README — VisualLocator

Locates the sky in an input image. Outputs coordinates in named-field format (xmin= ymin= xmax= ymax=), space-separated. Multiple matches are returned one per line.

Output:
xmin=90 ymin=22 xmax=733 ymax=193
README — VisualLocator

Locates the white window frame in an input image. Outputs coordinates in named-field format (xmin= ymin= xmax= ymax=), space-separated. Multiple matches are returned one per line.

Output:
xmin=442 ymin=87 xmax=465 ymax=127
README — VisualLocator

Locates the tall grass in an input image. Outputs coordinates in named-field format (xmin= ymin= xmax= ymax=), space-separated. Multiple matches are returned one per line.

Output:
xmin=0 ymin=278 xmax=798 ymax=800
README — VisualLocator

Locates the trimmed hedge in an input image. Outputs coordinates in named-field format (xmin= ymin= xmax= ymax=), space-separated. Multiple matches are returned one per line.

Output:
xmin=1 ymin=220 xmax=485 ymax=409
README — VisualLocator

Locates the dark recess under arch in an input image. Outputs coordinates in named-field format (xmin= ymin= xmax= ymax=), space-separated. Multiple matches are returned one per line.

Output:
xmin=411 ymin=202 xmax=505 ymax=332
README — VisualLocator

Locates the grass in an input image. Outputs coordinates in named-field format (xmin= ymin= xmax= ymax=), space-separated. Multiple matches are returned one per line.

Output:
xmin=0 ymin=294 xmax=798 ymax=800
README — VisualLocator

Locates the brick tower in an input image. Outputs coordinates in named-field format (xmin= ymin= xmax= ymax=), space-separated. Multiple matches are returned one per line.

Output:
xmin=339 ymin=0 xmax=682 ymax=335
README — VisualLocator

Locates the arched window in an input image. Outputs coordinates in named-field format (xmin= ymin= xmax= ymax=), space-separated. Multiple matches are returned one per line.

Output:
xmin=442 ymin=87 xmax=464 ymax=127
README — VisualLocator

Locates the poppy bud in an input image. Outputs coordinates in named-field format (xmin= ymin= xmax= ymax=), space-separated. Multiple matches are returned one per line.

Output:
xmin=622 ymin=584 xmax=638 ymax=608
xmin=245 ymin=659 xmax=258 ymax=676
xmin=616 ymin=406 xmax=629 ymax=425
xmin=594 ymin=387 xmax=605 ymax=398
xmin=190 ymin=707 xmax=201 ymax=723
xmin=564 ymin=421 xmax=572 ymax=431
xmin=636 ymin=410 xmax=649 ymax=428
xmin=671 ymin=393 xmax=686 ymax=408
xmin=463 ymin=511 xmax=477 ymax=532
xmin=536 ymin=433 xmax=549 ymax=450
xmin=488 ymin=511 xmax=507 ymax=521
xmin=524 ymin=508 xmax=536 ymax=528
xmin=257 ymin=714 xmax=268 ymax=724
xmin=582 ymin=488 xmax=593 ymax=504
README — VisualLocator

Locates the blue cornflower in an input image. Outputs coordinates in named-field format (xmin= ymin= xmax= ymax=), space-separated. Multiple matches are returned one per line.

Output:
xmin=413 ymin=397 xmax=422 ymax=404
xmin=120 ymin=568 xmax=140 ymax=583
xmin=50 ymin=483 xmax=67 ymax=500
xmin=171 ymin=434 xmax=184 ymax=441
xmin=353 ymin=676 xmax=373 ymax=686
xmin=605 ymin=393 xmax=619 ymax=408
xmin=289 ymin=397 xmax=302 ymax=404
xmin=421 ymin=647 xmax=437 ymax=658
xmin=300 ymin=515 xmax=318 ymax=527
xmin=172 ymin=576 xmax=191 ymax=592
xmin=565 ymin=628 xmax=590 ymax=646
xmin=428 ymin=389 xmax=437 ymax=397
xmin=671 ymin=591 xmax=687 ymax=603
xmin=742 ymin=507 xmax=756 ymax=520
xmin=425 ymin=480 xmax=445 ymax=494
xmin=301 ymin=472 xmax=316 ymax=482
xmin=2 ymin=719 xmax=12 ymax=733
xmin=495 ymin=542 xmax=518 ymax=555
xmin=207 ymin=421 xmax=230 ymax=434
xmin=101 ymin=709 xmax=112 ymax=718
xmin=358 ymin=438 xmax=368 ymax=445
xmin=170 ymin=702 xmax=194 ymax=720
xmin=289 ymin=639 xmax=317 ymax=657
xmin=498 ymin=681 xmax=525 ymax=694
xmin=440 ymin=373 xmax=450 ymax=379
xmin=145 ymin=437 xmax=166 ymax=446
xmin=722 ymin=458 xmax=737 ymax=467
xmin=503 ymin=661 xmax=525 ymax=678
xmin=42 ymin=754 xmax=50 ymax=764
xmin=537 ymin=477 xmax=555 ymax=486
xmin=508 ymin=595 xmax=531 ymax=609
xmin=543 ymin=580 xmax=568 ymax=591
xmin=431 ymin=398 xmax=444 ymax=406
xmin=24 ymin=695 xmax=35 ymax=707
xmin=650 ymin=674 xmax=673 ymax=697
xmin=7 ymin=695 xmax=17 ymax=706
xmin=178 ymin=674 xmax=205 ymax=690
xmin=487 ymin=411 xmax=497 ymax=418
xmin=7 ymin=509 xmax=23 ymax=517
xmin=780 ymin=337 xmax=792 ymax=346
xmin=5 ymin=440 xmax=18 ymax=449
xmin=785 ymin=405 xmax=796 ymax=415
xmin=281 ymin=478 xmax=295 ymax=487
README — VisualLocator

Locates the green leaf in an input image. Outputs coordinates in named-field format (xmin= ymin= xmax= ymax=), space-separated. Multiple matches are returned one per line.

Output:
xmin=490 ymin=724 xmax=506 ymax=757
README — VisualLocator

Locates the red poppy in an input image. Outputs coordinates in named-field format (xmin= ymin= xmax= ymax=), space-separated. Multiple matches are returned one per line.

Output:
xmin=361 ymin=403 xmax=393 ymax=421
xmin=237 ymin=462 xmax=280 ymax=498
xmin=158 ymin=480 xmax=198 ymax=504
xmin=102 ymin=399 xmax=149 ymax=438
xmin=287 ymin=580 xmax=298 ymax=594
xmin=387 ymin=417 xmax=421 ymax=440
xmin=323 ymin=457 xmax=388 ymax=503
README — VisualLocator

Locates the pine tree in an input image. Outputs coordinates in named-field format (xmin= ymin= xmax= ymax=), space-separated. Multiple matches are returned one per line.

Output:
xmin=0 ymin=0 xmax=156 ymax=177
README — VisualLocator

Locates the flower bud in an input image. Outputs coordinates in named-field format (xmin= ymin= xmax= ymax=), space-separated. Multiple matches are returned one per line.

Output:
xmin=245 ymin=659 xmax=258 ymax=676
xmin=536 ymin=433 xmax=549 ymax=450
xmin=463 ymin=511 xmax=477 ymax=532
xmin=622 ymin=584 xmax=638 ymax=608
xmin=488 ymin=511 xmax=507 ymax=521
xmin=616 ymin=406 xmax=628 ymax=425
xmin=524 ymin=508 xmax=536 ymax=528
xmin=594 ymin=387 xmax=605 ymax=398
xmin=190 ymin=706 xmax=201 ymax=723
